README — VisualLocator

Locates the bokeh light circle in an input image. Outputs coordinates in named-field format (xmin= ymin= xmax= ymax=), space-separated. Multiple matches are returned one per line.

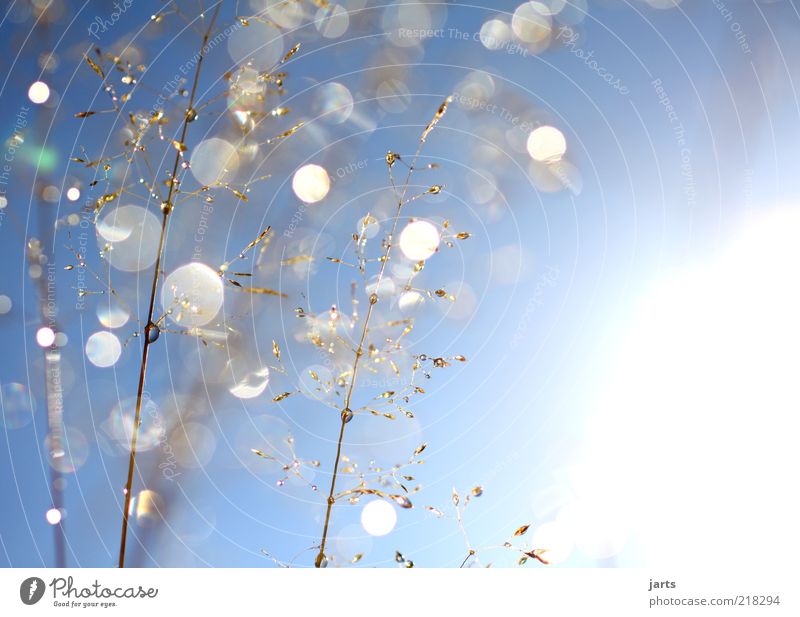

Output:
xmin=292 ymin=164 xmax=330 ymax=203
xmin=360 ymin=499 xmax=397 ymax=536
xmin=162 ymin=263 xmax=224 ymax=327
xmin=85 ymin=331 xmax=122 ymax=368
xmin=399 ymin=220 xmax=440 ymax=261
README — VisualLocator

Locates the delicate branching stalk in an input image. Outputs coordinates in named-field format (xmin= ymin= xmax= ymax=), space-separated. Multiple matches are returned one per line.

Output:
xmin=442 ymin=487 xmax=548 ymax=568
xmin=117 ymin=1 xmax=222 ymax=568
xmin=315 ymin=97 xmax=453 ymax=568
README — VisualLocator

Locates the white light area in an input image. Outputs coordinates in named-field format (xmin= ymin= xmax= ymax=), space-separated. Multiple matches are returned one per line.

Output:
xmin=162 ymin=262 xmax=224 ymax=327
xmin=85 ymin=331 xmax=122 ymax=368
xmin=45 ymin=508 xmax=62 ymax=525
xmin=292 ymin=164 xmax=330 ymax=203
xmin=36 ymin=326 xmax=56 ymax=347
xmin=360 ymin=499 xmax=397 ymax=536
xmin=229 ymin=367 xmax=270 ymax=399
xmin=479 ymin=19 xmax=512 ymax=51
xmin=399 ymin=220 xmax=440 ymax=261
xmin=28 ymin=81 xmax=50 ymax=104
xmin=527 ymin=126 xmax=566 ymax=163
xmin=572 ymin=208 xmax=800 ymax=567
xmin=97 ymin=303 xmax=130 ymax=329
xmin=398 ymin=290 xmax=425 ymax=313
xmin=66 ymin=187 xmax=81 ymax=201
xmin=135 ymin=489 xmax=163 ymax=527
xmin=190 ymin=137 xmax=239 ymax=186
xmin=530 ymin=520 xmax=573 ymax=565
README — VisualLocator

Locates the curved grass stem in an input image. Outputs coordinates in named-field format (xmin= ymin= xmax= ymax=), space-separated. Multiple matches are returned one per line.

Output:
xmin=315 ymin=97 xmax=452 ymax=567
xmin=117 ymin=1 xmax=222 ymax=568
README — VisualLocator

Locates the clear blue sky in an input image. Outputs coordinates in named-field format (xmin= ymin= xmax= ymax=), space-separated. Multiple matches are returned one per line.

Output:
xmin=1 ymin=0 xmax=798 ymax=568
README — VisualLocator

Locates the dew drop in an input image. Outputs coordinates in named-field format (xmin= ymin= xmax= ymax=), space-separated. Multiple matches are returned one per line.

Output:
xmin=392 ymin=495 xmax=412 ymax=509
xmin=145 ymin=323 xmax=160 ymax=343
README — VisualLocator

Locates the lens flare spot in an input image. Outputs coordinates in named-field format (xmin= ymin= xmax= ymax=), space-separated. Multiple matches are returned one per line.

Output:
xmin=527 ymin=125 xmax=567 ymax=163
xmin=360 ymin=499 xmax=397 ymax=536
xmin=98 ymin=205 xmax=161 ymax=272
xmin=45 ymin=508 xmax=62 ymax=525
xmin=190 ymin=137 xmax=239 ymax=186
xmin=28 ymin=81 xmax=50 ymax=104
xmin=399 ymin=220 xmax=440 ymax=261
xmin=85 ymin=331 xmax=122 ymax=368
xmin=0 ymin=383 xmax=35 ymax=429
xmin=162 ymin=263 xmax=224 ymax=327
xmin=36 ymin=327 xmax=56 ymax=347
xmin=292 ymin=164 xmax=330 ymax=203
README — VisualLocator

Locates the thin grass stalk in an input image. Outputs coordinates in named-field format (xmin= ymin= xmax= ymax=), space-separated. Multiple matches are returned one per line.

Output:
xmin=118 ymin=1 xmax=222 ymax=568
xmin=315 ymin=98 xmax=451 ymax=567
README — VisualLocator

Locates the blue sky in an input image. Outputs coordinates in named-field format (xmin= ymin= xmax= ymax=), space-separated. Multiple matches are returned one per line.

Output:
xmin=1 ymin=0 xmax=799 ymax=568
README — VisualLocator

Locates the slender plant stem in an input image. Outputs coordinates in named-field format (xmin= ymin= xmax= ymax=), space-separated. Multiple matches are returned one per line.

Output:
xmin=118 ymin=2 xmax=222 ymax=568
xmin=315 ymin=114 xmax=444 ymax=566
